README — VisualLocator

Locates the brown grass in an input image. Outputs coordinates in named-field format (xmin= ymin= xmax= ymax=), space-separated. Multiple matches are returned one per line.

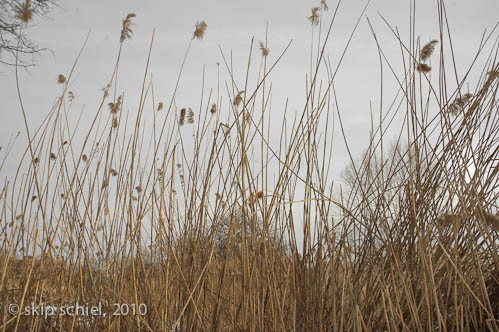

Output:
xmin=1 ymin=3 xmax=499 ymax=332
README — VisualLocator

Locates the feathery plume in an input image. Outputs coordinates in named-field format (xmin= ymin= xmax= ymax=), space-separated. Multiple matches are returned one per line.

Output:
xmin=57 ymin=74 xmax=66 ymax=84
xmin=308 ymin=7 xmax=320 ymax=26
xmin=484 ymin=70 xmax=499 ymax=89
xmin=193 ymin=21 xmax=208 ymax=40
xmin=484 ymin=212 xmax=499 ymax=232
xmin=487 ymin=70 xmax=499 ymax=81
xmin=187 ymin=107 xmax=194 ymax=124
xmin=234 ymin=91 xmax=244 ymax=107
xmin=416 ymin=63 xmax=432 ymax=73
xmin=321 ymin=0 xmax=329 ymax=11
xmin=259 ymin=41 xmax=270 ymax=57
xmin=15 ymin=0 xmax=34 ymax=23
xmin=108 ymin=95 xmax=123 ymax=114
xmin=102 ymin=83 xmax=111 ymax=98
xmin=436 ymin=213 xmax=460 ymax=228
xmin=120 ymin=13 xmax=136 ymax=42
xmin=223 ymin=123 xmax=230 ymax=137
xmin=476 ymin=70 xmax=499 ymax=97
xmin=179 ymin=108 xmax=186 ymax=126
xmin=420 ymin=40 xmax=438 ymax=62
xmin=448 ymin=93 xmax=473 ymax=116
xmin=112 ymin=115 xmax=119 ymax=128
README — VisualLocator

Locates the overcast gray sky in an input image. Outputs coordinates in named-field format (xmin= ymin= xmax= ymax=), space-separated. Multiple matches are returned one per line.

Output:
xmin=1 ymin=0 xmax=498 ymax=181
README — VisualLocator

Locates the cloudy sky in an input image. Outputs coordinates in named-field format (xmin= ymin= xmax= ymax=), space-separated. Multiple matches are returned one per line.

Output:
xmin=1 ymin=0 xmax=498 ymax=181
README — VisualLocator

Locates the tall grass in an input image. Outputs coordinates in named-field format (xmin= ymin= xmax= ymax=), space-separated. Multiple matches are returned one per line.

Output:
xmin=1 ymin=1 xmax=498 ymax=331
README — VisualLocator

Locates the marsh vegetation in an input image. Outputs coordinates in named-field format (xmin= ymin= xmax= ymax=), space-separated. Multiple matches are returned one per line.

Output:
xmin=1 ymin=1 xmax=498 ymax=331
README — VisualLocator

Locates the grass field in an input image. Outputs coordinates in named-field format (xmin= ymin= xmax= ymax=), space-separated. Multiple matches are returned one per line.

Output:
xmin=1 ymin=1 xmax=498 ymax=331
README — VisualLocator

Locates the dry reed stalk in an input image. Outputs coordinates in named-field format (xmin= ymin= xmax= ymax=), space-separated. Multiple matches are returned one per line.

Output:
xmin=2 ymin=4 xmax=498 ymax=331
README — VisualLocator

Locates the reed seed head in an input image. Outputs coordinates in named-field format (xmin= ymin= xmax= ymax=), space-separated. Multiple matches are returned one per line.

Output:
xmin=157 ymin=101 xmax=163 ymax=111
xmin=57 ymin=74 xmax=66 ymax=84
xmin=420 ymin=40 xmax=438 ymax=62
xmin=309 ymin=7 xmax=320 ymax=26
xmin=120 ymin=13 xmax=136 ymax=42
xmin=210 ymin=103 xmax=217 ymax=114
xmin=16 ymin=0 xmax=34 ymax=23
xmin=234 ymin=91 xmax=244 ymax=107
xmin=102 ymin=83 xmax=111 ymax=98
xmin=259 ymin=41 xmax=270 ymax=57
xmin=108 ymin=95 xmax=123 ymax=114
xmin=436 ymin=213 xmax=459 ymax=229
xmin=187 ymin=108 xmax=194 ymax=124
xmin=487 ymin=70 xmax=499 ymax=81
xmin=193 ymin=21 xmax=208 ymax=40
xmin=448 ymin=93 xmax=473 ymax=116
xmin=179 ymin=108 xmax=186 ymax=126
xmin=417 ymin=63 xmax=432 ymax=73
xmin=484 ymin=212 xmax=499 ymax=232
xmin=321 ymin=0 xmax=328 ymax=11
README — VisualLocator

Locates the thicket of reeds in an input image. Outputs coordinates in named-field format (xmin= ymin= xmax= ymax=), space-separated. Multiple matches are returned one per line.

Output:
xmin=1 ymin=1 xmax=498 ymax=331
